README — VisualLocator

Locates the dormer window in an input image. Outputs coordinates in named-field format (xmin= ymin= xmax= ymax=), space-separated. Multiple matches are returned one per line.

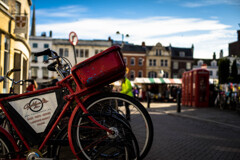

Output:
xmin=211 ymin=60 xmax=217 ymax=66
xmin=156 ymin=49 xmax=161 ymax=56
xmin=198 ymin=60 xmax=203 ymax=66
xmin=179 ymin=51 xmax=185 ymax=57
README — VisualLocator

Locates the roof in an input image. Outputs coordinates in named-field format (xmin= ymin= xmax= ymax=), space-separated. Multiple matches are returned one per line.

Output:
xmin=122 ymin=44 xmax=147 ymax=53
xmin=193 ymin=58 xmax=215 ymax=66
xmin=167 ymin=46 xmax=193 ymax=58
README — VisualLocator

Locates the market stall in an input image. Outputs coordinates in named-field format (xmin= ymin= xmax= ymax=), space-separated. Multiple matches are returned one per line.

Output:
xmin=133 ymin=77 xmax=182 ymax=101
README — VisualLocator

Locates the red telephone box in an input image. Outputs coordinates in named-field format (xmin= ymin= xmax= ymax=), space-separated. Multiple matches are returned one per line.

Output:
xmin=187 ymin=71 xmax=193 ymax=106
xmin=191 ymin=69 xmax=209 ymax=107
xmin=182 ymin=69 xmax=209 ymax=107
xmin=181 ymin=73 xmax=186 ymax=106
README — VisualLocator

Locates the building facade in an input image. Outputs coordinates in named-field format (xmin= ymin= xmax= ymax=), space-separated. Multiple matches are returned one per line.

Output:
xmin=192 ymin=58 xmax=218 ymax=80
xmin=169 ymin=45 xmax=194 ymax=78
xmin=121 ymin=44 xmax=146 ymax=80
xmin=229 ymin=30 xmax=240 ymax=57
xmin=29 ymin=35 xmax=112 ymax=84
xmin=146 ymin=43 xmax=171 ymax=78
xmin=0 ymin=0 xmax=32 ymax=93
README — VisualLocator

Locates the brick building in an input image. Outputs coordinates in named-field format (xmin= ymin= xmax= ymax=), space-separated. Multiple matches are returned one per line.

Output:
xmin=229 ymin=30 xmax=240 ymax=57
xmin=121 ymin=43 xmax=146 ymax=80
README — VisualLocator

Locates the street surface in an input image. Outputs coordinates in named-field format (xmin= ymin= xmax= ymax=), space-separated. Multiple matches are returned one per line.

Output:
xmin=144 ymin=103 xmax=240 ymax=160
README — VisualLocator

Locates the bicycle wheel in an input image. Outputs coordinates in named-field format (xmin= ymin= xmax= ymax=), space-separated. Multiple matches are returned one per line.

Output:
xmin=71 ymin=108 xmax=139 ymax=160
xmin=50 ymin=128 xmax=76 ymax=160
xmin=0 ymin=134 xmax=16 ymax=159
xmin=73 ymin=92 xmax=153 ymax=159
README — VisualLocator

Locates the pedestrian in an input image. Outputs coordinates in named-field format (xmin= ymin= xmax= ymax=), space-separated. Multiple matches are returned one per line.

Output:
xmin=133 ymin=86 xmax=139 ymax=98
xmin=120 ymin=76 xmax=133 ymax=120
xmin=147 ymin=85 xmax=152 ymax=108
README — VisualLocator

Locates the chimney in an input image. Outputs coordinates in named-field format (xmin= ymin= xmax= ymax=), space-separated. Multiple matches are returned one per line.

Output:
xmin=220 ymin=49 xmax=223 ymax=58
xmin=30 ymin=5 xmax=36 ymax=36
xmin=213 ymin=52 xmax=216 ymax=60
xmin=237 ymin=30 xmax=240 ymax=42
xmin=49 ymin=30 xmax=52 ymax=37
xmin=142 ymin=41 xmax=145 ymax=47
xmin=41 ymin=32 xmax=46 ymax=37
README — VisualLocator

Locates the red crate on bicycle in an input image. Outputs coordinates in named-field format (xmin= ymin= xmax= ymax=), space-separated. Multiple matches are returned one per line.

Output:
xmin=71 ymin=46 xmax=126 ymax=88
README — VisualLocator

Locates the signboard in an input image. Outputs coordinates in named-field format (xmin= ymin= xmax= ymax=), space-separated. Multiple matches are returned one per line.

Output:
xmin=69 ymin=31 xmax=78 ymax=46
xmin=14 ymin=15 xmax=28 ymax=33
xmin=9 ymin=92 xmax=58 ymax=133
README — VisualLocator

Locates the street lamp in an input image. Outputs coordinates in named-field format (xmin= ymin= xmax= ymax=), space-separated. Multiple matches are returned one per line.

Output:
xmin=116 ymin=31 xmax=129 ymax=46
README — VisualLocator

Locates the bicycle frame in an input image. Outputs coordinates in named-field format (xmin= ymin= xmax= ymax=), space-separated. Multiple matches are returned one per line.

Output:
xmin=0 ymin=46 xmax=126 ymax=159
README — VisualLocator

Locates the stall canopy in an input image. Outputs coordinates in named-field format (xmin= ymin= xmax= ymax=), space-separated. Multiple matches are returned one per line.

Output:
xmin=134 ymin=78 xmax=182 ymax=84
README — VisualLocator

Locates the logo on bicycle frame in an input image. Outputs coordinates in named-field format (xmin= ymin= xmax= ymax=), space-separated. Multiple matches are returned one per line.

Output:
xmin=24 ymin=98 xmax=48 ymax=112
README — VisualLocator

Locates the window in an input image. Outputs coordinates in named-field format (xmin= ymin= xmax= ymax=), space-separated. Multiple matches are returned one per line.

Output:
xmin=209 ymin=71 xmax=213 ymax=76
xmin=186 ymin=62 xmax=191 ymax=70
xmin=130 ymin=70 xmax=135 ymax=80
xmin=198 ymin=60 xmax=203 ymax=66
xmin=31 ymin=67 xmax=38 ymax=79
xmin=3 ymin=36 xmax=10 ymax=92
xmin=124 ymin=57 xmax=127 ymax=65
xmin=76 ymin=49 xmax=79 ymax=57
xmin=64 ymin=48 xmax=69 ymax=57
xmin=138 ymin=70 xmax=143 ymax=77
xmin=153 ymin=59 xmax=156 ymax=66
xmin=80 ymin=49 xmax=84 ymax=57
xmin=59 ymin=48 xmax=63 ymax=57
xmin=130 ymin=58 xmax=135 ymax=66
xmin=42 ymin=67 xmax=48 ymax=79
xmin=148 ymin=71 xmax=157 ymax=78
xmin=43 ymin=55 xmax=48 ymax=62
xmin=95 ymin=49 xmax=99 ymax=55
xmin=156 ymin=49 xmax=161 ymax=56
xmin=32 ymin=43 xmax=38 ymax=48
xmin=44 ymin=43 xmax=49 ymax=48
xmin=164 ymin=72 xmax=169 ymax=78
xmin=173 ymin=62 xmax=178 ymax=69
xmin=15 ymin=1 xmax=21 ymax=15
xmin=164 ymin=60 xmax=168 ymax=67
xmin=161 ymin=60 xmax=164 ymax=66
xmin=138 ymin=58 xmax=143 ymax=66
xmin=1 ymin=0 xmax=8 ymax=5
xmin=179 ymin=51 xmax=185 ymax=57
xmin=149 ymin=59 xmax=152 ymax=66
xmin=173 ymin=74 xmax=178 ymax=78
xmin=85 ymin=49 xmax=89 ymax=58
xmin=211 ymin=61 xmax=217 ymax=66
xmin=32 ymin=54 xmax=37 ymax=62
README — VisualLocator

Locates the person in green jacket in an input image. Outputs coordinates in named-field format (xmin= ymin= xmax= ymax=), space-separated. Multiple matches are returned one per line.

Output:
xmin=120 ymin=76 xmax=132 ymax=120
xmin=120 ymin=77 xmax=133 ymax=97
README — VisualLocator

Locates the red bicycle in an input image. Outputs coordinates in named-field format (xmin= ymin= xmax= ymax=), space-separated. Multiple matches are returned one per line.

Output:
xmin=0 ymin=46 xmax=153 ymax=159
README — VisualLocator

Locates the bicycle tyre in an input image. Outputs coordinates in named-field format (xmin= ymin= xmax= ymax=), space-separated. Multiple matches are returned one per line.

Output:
xmin=71 ymin=108 xmax=140 ymax=159
xmin=0 ymin=133 xmax=16 ymax=159
xmin=72 ymin=92 xmax=153 ymax=159
xmin=50 ymin=127 xmax=76 ymax=159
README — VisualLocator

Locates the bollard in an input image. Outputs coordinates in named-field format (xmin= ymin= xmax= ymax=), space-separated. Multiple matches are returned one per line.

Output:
xmin=177 ymin=91 xmax=181 ymax=113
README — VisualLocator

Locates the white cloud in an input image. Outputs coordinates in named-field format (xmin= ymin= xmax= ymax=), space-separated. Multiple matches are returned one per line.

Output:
xmin=36 ymin=5 xmax=88 ymax=18
xmin=36 ymin=16 xmax=236 ymax=58
xmin=182 ymin=0 xmax=240 ymax=8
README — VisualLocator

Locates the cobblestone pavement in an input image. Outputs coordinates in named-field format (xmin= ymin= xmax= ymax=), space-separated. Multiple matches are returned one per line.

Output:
xmin=141 ymin=102 xmax=240 ymax=160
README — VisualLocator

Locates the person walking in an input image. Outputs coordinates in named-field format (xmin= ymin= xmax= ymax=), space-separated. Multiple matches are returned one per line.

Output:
xmin=147 ymin=85 xmax=152 ymax=108
xmin=120 ymin=76 xmax=133 ymax=120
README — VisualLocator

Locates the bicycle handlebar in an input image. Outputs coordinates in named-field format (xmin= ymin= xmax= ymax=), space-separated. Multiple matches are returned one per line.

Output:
xmin=6 ymin=68 xmax=21 ymax=79
xmin=33 ymin=48 xmax=52 ymax=57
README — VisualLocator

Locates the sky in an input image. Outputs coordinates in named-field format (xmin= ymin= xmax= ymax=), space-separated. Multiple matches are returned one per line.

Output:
xmin=32 ymin=0 xmax=240 ymax=59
